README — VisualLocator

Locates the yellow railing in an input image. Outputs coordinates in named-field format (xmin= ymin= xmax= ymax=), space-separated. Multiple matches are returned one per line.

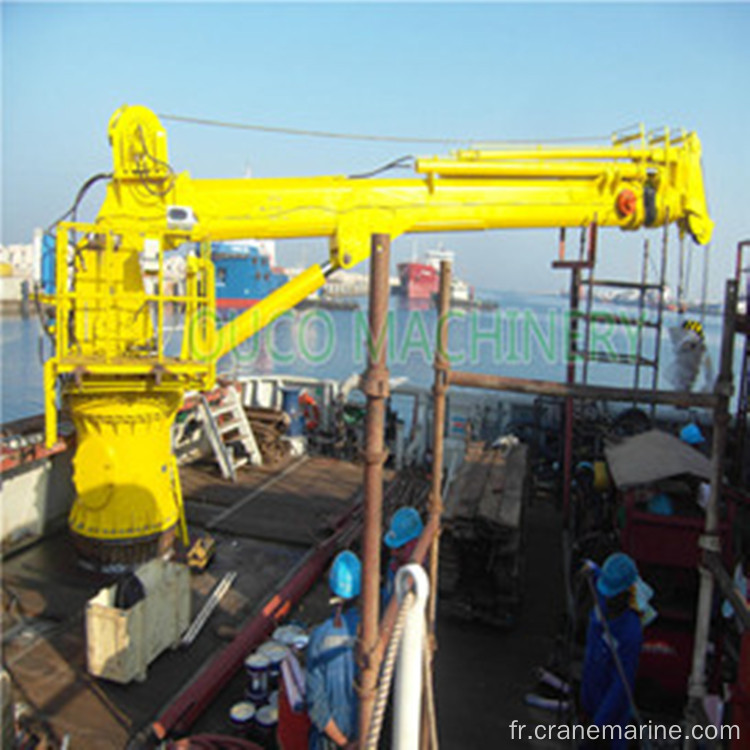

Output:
xmin=41 ymin=223 xmax=216 ymax=369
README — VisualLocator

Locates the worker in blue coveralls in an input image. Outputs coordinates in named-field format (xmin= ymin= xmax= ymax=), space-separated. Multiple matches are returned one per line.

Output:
xmin=382 ymin=507 xmax=424 ymax=608
xmin=580 ymin=552 xmax=644 ymax=750
xmin=306 ymin=550 xmax=361 ymax=750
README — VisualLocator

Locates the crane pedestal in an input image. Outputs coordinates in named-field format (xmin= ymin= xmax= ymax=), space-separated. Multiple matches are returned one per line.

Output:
xmin=67 ymin=388 xmax=184 ymax=567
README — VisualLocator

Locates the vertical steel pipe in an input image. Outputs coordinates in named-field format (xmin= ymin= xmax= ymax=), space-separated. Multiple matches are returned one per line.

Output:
xmin=686 ymin=279 xmax=737 ymax=732
xmin=580 ymin=225 xmax=598 ymax=385
xmin=427 ymin=261 xmax=451 ymax=634
xmin=734 ymin=240 xmax=750 ymax=287
xmin=562 ymin=266 xmax=580 ymax=519
xmin=358 ymin=234 xmax=391 ymax=747
xmin=375 ymin=513 xmax=441 ymax=667
xmin=733 ymin=240 xmax=750 ymax=484
xmin=420 ymin=260 xmax=452 ymax=750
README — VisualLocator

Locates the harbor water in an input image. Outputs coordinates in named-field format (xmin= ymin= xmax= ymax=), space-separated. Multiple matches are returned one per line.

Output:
xmin=0 ymin=289 xmax=734 ymax=425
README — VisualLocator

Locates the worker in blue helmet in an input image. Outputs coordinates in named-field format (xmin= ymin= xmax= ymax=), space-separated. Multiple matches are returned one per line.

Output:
xmin=580 ymin=552 xmax=644 ymax=750
xmin=382 ymin=507 xmax=424 ymax=607
xmin=306 ymin=550 xmax=361 ymax=749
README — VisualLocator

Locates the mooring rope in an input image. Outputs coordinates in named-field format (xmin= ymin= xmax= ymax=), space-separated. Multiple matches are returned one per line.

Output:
xmin=364 ymin=590 xmax=416 ymax=750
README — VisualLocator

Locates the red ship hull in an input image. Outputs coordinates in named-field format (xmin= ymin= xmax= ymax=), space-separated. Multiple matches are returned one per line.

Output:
xmin=397 ymin=262 xmax=439 ymax=300
xmin=216 ymin=298 xmax=260 ymax=310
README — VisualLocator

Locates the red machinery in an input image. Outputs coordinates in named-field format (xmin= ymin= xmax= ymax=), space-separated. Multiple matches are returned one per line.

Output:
xmin=619 ymin=484 xmax=735 ymax=699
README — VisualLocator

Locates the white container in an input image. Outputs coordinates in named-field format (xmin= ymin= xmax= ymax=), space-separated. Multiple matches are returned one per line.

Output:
xmin=86 ymin=559 xmax=191 ymax=683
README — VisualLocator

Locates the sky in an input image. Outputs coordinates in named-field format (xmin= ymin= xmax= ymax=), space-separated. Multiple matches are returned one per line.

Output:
xmin=2 ymin=2 xmax=749 ymax=299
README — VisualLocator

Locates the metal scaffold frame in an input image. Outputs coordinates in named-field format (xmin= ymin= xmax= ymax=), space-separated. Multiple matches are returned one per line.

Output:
xmin=552 ymin=224 xmax=671 ymax=514
xmin=357 ymin=238 xmax=447 ymax=750
xmin=416 ymin=252 xmax=741 ymax=747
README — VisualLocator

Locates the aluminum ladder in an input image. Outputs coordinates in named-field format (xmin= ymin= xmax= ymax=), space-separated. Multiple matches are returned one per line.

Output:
xmin=200 ymin=386 xmax=262 ymax=481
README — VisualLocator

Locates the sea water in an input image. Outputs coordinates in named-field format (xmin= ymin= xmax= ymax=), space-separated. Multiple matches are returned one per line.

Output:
xmin=0 ymin=289 xmax=734 ymax=425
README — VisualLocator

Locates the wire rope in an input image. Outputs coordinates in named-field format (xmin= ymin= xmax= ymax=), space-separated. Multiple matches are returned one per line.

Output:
xmin=158 ymin=112 xmax=612 ymax=148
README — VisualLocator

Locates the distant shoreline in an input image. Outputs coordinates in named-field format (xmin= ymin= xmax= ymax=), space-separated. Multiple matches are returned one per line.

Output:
xmin=0 ymin=301 xmax=34 ymax=316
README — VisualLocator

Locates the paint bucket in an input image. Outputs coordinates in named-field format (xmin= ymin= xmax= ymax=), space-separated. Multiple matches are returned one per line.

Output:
xmin=255 ymin=704 xmax=279 ymax=748
xmin=229 ymin=701 xmax=256 ymax=733
xmin=258 ymin=641 xmax=290 ymax=692
xmin=272 ymin=624 xmax=309 ymax=653
xmin=244 ymin=652 xmax=270 ymax=704
xmin=281 ymin=388 xmax=304 ymax=436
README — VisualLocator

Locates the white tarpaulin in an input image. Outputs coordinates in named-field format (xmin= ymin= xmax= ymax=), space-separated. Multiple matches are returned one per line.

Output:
xmin=604 ymin=429 xmax=712 ymax=489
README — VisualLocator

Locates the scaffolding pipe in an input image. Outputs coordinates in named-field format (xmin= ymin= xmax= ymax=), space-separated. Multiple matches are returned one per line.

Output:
xmin=428 ymin=262 xmax=451 ymax=635
xmin=446 ymin=370 xmax=717 ymax=409
xmin=393 ymin=565 xmax=430 ymax=750
xmin=375 ymin=512 xmax=440 ymax=667
xmin=704 ymin=552 xmax=750 ymax=631
xmin=358 ymin=234 xmax=391 ymax=748
xmin=685 ymin=279 xmax=737 ymax=747
xmin=733 ymin=240 xmax=750 ymax=484
xmin=580 ymin=225 xmax=598 ymax=385
xmin=563 ymin=265 xmax=581 ymax=517
xmin=419 ymin=260 xmax=452 ymax=750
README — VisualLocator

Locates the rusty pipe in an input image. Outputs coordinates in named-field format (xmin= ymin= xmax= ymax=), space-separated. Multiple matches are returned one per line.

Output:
xmin=373 ymin=511 xmax=440 ymax=669
xmin=446 ymin=369 xmax=717 ymax=409
xmin=419 ymin=260 xmax=452 ymax=750
xmin=428 ymin=262 xmax=451 ymax=634
xmin=563 ymin=266 xmax=580 ymax=519
xmin=687 ymin=279 xmax=737 ymax=705
xmin=358 ymin=234 xmax=391 ymax=747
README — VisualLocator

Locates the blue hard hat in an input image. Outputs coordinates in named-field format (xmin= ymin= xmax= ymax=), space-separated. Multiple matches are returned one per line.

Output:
xmin=680 ymin=423 xmax=705 ymax=445
xmin=384 ymin=507 xmax=424 ymax=549
xmin=329 ymin=550 xmax=361 ymax=600
xmin=597 ymin=552 xmax=639 ymax=598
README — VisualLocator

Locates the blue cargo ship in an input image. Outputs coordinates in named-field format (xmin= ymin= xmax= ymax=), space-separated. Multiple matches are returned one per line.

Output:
xmin=213 ymin=241 xmax=288 ymax=309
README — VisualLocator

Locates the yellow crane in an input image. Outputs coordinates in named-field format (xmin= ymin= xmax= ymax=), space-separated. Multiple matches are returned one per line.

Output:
xmin=39 ymin=105 xmax=712 ymax=563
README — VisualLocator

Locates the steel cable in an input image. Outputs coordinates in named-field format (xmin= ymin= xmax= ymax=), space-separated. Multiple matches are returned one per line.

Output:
xmin=159 ymin=112 xmax=612 ymax=147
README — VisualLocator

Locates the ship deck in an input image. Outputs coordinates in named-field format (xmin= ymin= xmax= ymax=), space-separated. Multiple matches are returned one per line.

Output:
xmin=2 ymin=454 xmax=566 ymax=748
